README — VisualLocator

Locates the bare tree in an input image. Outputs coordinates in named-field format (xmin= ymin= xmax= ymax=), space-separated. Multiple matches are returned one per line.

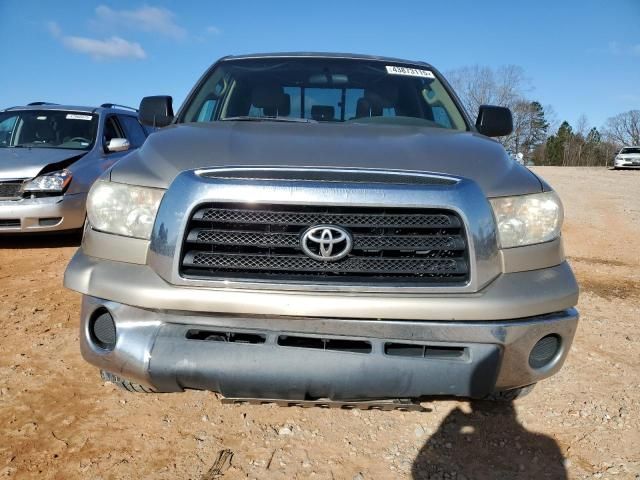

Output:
xmin=446 ymin=65 xmax=545 ymax=156
xmin=446 ymin=65 xmax=530 ymax=120
xmin=603 ymin=110 xmax=640 ymax=146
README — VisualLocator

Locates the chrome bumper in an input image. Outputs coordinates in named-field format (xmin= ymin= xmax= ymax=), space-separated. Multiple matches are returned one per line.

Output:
xmin=79 ymin=295 xmax=578 ymax=400
xmin=0 ymin=193 xmax=86 ymax=232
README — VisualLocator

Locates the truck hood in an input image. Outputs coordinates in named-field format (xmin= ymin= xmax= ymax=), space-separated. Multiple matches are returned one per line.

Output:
xmin=111 ymin=122 xmax=543 ymax=197
xmin=0 ymin=147 xmax=85 ymax=180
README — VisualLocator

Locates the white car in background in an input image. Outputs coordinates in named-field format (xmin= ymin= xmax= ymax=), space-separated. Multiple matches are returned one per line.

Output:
xmin=613 ymin=146 xmax=640 ymax=169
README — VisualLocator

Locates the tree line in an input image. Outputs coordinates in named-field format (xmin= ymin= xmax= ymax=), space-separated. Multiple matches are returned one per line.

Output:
xmin=446 ymin=65 xmax=640 ymax=166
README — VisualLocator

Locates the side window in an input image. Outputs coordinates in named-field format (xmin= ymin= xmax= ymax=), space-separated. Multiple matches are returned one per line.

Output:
xmin=103 ymin=116 xmax=124 ymax=150
xmin=283 ymin=87 xmax=302 ymax=118
xmin=305 ymin=88 xmax=341 ymax=121
xmin=432 ymin=106 xmax=452 ymax=129
xmin=0 ymin=115 xmax=18 ymax=146
xmin=196 ymin=99 xmax=218 ymax=122
xmin=118 ymin=115 xmax=147 ymax=148
xmin=344 ymin=88 xmax=364 ymax=120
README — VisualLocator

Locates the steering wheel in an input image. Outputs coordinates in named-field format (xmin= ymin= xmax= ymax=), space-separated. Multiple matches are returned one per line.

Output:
xmin=68 ymin=137 xmax=90 ymax=143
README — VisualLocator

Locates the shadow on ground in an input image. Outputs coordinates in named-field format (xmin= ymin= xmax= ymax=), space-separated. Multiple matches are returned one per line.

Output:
xmin=412 ymin=400 xmax=567 ymax=480
xmin=0 ymin=231 xmax=82 ymax=249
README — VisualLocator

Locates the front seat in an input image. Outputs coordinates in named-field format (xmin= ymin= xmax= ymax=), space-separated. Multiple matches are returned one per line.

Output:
xmin=251 ymin=84 xmax=290 ymax=117
xmin=355 ymin=81 xmax=400 ymax=118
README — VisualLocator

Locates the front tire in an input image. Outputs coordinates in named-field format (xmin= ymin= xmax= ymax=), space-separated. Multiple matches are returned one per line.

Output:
xmin=100 ymin=370 xmax=155 ymax=393
xmin=484 ymin=384 xmax=536 ymax=401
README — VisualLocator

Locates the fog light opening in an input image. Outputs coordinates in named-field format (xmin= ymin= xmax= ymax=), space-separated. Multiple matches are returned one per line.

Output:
xmin=38 ymin=217 xmax=62 ymax=227
xmin=529 ymin=334 xmax=561 ymax=369
xmin=89 ymin=309 xmax=117 ymax=351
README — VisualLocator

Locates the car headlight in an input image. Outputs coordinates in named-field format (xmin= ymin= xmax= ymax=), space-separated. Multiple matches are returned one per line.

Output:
xmin=23 ymin=169 xmax=72 ymax=193
xmin=86 ymin=180 xmax=164 ymax=239
xmin=489 ymin=191 xmax=563 ymax=248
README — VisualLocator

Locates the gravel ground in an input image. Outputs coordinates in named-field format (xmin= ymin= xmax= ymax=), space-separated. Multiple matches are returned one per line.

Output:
xmin=0 ymin=166 xmax=638 ymax=480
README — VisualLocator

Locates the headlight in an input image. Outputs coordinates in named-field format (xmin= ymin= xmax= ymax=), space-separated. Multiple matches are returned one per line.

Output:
xmin=87 ymin=180 xmax=164 ymax=239
xmin=489 ymin=191 xmax=563 ymax=248
xmin=23 ymin=169 xmax=72 ymax=193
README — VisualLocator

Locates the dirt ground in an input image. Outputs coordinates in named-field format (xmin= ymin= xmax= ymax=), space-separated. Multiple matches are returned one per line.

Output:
xmin=0 ymin=166 xmax=638 ymax=480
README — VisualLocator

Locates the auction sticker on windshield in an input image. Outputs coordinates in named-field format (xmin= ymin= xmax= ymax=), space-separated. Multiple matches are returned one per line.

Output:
xmin=66 ymin=114 xmax=93 ymax=121
xmin=385 ymin=65 xmax=435 ymax=78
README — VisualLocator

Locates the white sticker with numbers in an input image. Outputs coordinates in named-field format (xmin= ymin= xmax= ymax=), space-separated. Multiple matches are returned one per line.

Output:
xmin=385 ymin=65 xmax=435 ymax=79
xmin=66 ymin=114 xmax=93 ymax=121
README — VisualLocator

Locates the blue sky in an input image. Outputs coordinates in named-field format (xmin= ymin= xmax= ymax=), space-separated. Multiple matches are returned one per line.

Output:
xmin=1 ymin=0 xmax=638 ymax=131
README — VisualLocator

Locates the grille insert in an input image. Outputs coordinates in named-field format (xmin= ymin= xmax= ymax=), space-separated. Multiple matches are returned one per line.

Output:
xmin=184 ymin=252 xmax=465 ymax=275
xmin=0 ymin=181 xmax=23 ymax=200
xmin=384 ymin=343 xmax=467 ymax=360
xmin=278 ymin=335 xmax=372 ymax=354
xmin=194 ymin=207 xmax=458 ymax=228
xmin=181 ymin=203 xmax=469 ymax=285
xmin=0 ymin=219 xmax=21 ymax=228
xmin=186 ymin=329 xmax=266 ymax=344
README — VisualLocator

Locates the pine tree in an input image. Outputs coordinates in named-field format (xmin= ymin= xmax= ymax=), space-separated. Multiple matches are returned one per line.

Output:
xmin=586 ymin=127 xmax=601 ymax=144
xmin=545 ymin=121 xmax=573 ymax=166
xmin=528 ymin=102 xmax=549 ymax=148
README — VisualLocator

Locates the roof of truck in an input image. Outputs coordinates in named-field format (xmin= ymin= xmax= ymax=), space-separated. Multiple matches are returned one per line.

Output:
xmin=1 ymin=103 xmax=138 ymax=115
xmin=222 ymin=52 xmax=433 ymax=68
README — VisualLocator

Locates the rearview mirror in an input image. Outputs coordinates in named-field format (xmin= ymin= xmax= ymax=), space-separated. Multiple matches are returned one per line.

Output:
xmin=106 ymin=138 xmax=130 ymax=153
xmin=475 ymin=105 xmax=513 ymax=137
xmin=139 ymin=95 xmax=174 ymax=128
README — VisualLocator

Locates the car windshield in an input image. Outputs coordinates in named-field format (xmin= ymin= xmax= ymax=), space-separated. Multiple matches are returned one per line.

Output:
xmin=181 ymin=58 xmax=468 ymax=131
xmin=621 ymin=147 xmax=640 ymax=154
xmin=0 ymin=110 xmax=98 ymax=150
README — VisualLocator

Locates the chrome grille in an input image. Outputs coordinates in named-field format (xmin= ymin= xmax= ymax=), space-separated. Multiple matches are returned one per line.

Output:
xmin=180 ymin=203 xmax=469 ymax=285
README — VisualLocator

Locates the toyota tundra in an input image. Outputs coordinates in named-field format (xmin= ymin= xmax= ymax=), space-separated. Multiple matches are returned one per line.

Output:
xmin=64 ymin=53 xmax=579 ymax=404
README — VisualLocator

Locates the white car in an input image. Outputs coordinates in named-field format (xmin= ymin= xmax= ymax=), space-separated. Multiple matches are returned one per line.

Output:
xmin=614 ymin=146 xmax=640 ymax=169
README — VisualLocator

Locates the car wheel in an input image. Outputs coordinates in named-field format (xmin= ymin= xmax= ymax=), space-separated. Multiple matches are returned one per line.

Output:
xmin=100 ymin=370 xmax=155 ymax=393
xmin=484 ymin=384 xmax=536 ymax=401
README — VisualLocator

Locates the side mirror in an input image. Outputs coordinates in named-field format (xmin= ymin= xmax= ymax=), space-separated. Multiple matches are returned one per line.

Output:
xmin=475 ymin=105 xmax=513 ymax=137
xmin=139 ymin=95 xmax=174 ymax=128
xmin=106 ymin=138 xmax=130 ymax=153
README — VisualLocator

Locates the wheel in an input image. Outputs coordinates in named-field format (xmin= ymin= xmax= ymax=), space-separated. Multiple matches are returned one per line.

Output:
xmin=484 ymin=384 xmax=536 ymax=401
xmin=100 ymin=370 xmax=155 ymax=393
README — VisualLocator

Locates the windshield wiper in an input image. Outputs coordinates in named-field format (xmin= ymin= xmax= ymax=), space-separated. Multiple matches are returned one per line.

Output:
xmin=221 ymin=116 xmax=317 ymax=124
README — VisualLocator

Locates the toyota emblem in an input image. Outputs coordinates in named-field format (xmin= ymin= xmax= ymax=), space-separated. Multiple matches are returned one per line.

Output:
xmin=300 ymin=225 xmax=353 ymax=261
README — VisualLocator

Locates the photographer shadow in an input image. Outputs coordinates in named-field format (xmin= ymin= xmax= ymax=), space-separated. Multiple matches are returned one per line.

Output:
xmin=412 ymin=348 xmax=567 ymax=479
xmin=412 ymin=399 xmax=567 ymax=480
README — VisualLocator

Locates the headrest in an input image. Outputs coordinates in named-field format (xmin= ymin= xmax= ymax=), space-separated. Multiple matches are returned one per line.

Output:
xmin=311 ymin=105 xmax=335 ymax=121
xmin=263 ymin=93 xmax=291 ymax=117
xmin=356 ymin=98 xmax=383 ymax=118
xmin=251 ymin=84 xmax=285 ymax=108
xmin=364 ymin=81 xmax=399 ymax=108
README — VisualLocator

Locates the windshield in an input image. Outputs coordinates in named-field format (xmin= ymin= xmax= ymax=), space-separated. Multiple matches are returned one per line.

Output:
xmin=621 ymin=147 xmax=640 ymax=154
xmin=0 ymin=110 xmax=98 ymax=150
xmin=181 ymin=58 xmax=467 ymax=131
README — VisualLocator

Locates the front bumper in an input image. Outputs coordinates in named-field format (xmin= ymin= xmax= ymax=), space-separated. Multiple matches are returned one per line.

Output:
xmin=614 ymin=158 xmax=640 ymax=168
xmin=64 ymin=250 xmax=579 ymax=321
xmin=78 ymin=297 xmax=578 ymax=400
xmin=0 ymin=193 xmax=86 ymax=232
